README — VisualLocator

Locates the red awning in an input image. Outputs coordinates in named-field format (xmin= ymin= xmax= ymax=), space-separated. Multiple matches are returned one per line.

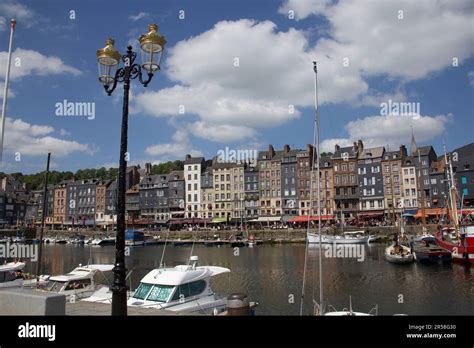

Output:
xmin=288 ymin=215 xmax=334 ymax=223
xmin=358 ymin=211 xmax=384 ymax=217
xmin=168 ymin=218 xmax=211 ymax=225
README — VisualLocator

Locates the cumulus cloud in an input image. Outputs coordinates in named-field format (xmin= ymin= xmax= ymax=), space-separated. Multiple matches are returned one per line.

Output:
xmin=145 ymin=128 xmax=202 ymax=160
xmin=320 ymin=114 xmax=452 ymax=153
xmin=278 ymin=0 xmax=332 ymax=20
xmin=0 ymin=48 xmax=81 ymax=80
xmin=3 ymin=117 xmax=94 ymax=157
xmin=133 ymin=0 xmax=473 ymax=147
xmin=281 ymin=0 xmax=474 ymax=80
xmin=0 ymin=1 xmax=35 ymax=31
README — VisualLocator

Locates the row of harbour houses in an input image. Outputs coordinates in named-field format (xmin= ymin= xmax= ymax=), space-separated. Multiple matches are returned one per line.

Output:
xmin=1 ymin=141 xmax=473 ymax=227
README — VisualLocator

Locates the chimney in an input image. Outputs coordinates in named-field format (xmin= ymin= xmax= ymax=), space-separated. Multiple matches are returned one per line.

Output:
xmin=399 ymin=145 xmax=407 ymax=157
xmin=307 ymin=144 xmax=314 ymax=166
xmin=335 ymin=144 xmax=340 ymax=152
xmin=357 ymin=139 xmax=363 ymax=152
xmin=185 ymin=154 xmax=191 ymax=161
xmin=145 ymin=162 xmax=152 ymax=175
xmin=268 ymin=144 xmax=275 ymax=158
xmin=283 ymin=144 xmax=290 ymax=153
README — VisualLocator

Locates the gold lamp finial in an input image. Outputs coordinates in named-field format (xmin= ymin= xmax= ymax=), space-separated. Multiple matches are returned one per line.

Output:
xmin=96 ymin=38 xmax=121 ymax=66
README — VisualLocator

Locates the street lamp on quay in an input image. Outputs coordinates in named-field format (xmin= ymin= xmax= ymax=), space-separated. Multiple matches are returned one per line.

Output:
xmin=96 ymin=24 xmax=166 ymax=316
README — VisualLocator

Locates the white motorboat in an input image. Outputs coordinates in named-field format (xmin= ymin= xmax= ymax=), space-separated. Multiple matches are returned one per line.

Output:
xmin=40 ymin=264 xmax=114 ymax=300
xmin=413 ymin=233 xmax=435 ymax=243
xmin=308 ymin=231 xmax=368 ymax=244
xmin=0 ymin=236 xmax=11 ymax=243
xmin=91 ymin=237 xmax=115 ymax=246
xmin=124 ymin=256 xmax=230 ymax=314
xmin=317 ymin=296 xmax=378 ymax=316
xmin=0 ymin=261 xmax=26 ymax=288
xmin=12 ymin=236 xmax=25 ymax=243
xmin=367 ymin=235 xmax=380 ymax=243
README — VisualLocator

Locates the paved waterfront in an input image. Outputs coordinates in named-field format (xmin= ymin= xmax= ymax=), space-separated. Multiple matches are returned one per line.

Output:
xmin=66 ymin=301 xmax=192 ymax=316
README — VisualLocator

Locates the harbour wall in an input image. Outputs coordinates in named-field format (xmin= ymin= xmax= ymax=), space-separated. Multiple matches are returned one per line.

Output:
xmin=1 ymin=225 xmax=438 ymax=243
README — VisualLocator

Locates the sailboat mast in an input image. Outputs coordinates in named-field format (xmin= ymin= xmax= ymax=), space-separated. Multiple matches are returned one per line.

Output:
xmin=299 ymin=61 xmax=322 ymax=316
xmin=417 ymin=149 xmax=427 ymax=232
xmin=444 ymin=146 xmax=459 ymax=237
xmin=313 ymin=61 xmax=323 ymax=314
xmin=0 ymin=19 xmax=16 ymax=162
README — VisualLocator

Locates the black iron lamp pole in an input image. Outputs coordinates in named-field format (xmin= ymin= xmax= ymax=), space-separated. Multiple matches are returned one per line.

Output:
xmin=97 ymin=24 xmax=166 ymax=316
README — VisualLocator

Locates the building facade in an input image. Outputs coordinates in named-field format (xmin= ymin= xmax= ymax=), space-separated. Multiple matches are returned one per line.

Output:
xmin=184 ymin=155 xmax=205 ymax=218
xmin=358 ymin=146 xmax=385 ymax=217
xmin=244 ymin=166 xmax=259 ymax=219
xmin=332 ymin=141 xmax=362 ymax=219
xmin=168 ymin=170 xmax=186 ymax=219
xmin=281 ymin=145 xmax=299 ymax=216
xmin=401 ymin=156 xmax=419 ymax=209
xmin=381 ymin=146 xmax=406 ymax=217
xmin=258 ymin=145 xmax=283 ymax=216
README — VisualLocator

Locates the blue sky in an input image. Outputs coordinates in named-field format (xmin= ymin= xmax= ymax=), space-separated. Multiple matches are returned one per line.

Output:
xmin=0 ymin=0 xmax=473 ymax=173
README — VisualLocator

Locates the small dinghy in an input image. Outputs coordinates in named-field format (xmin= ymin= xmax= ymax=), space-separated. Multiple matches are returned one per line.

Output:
xmin=385 ymin=243 xmax=414 ymax=264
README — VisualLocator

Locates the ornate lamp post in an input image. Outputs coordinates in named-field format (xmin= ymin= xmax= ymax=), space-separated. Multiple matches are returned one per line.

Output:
xmin=96 ymin=24 xmax=166 ymax=316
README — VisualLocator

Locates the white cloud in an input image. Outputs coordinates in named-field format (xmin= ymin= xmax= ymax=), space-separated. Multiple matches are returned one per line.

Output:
xmin=281 ymin=0 xmax=474 ymax=80
xmin=129 ymin=12 xmax=149 ymax=21
xmin=468 ymin=71 xmax=474 ymax=86
xmin=133 ymin=1 xmax=474 ymax=145
xmin=59 ymin=128 xmax=71 ymax=137
xmin=0 ymin=81 xmax=15 ymax=99
xmin=0 ymin=1 xmax=35 ymax=31
xmin=188 ymin=121 xmax=257 ymax=143
xmin=0 ymin=48 xmax=81 ymax=80
xmin=320 ymin=114 xmax=451 ymax=153
xmin=278 ymin=0 xmax=332 ymax=20
xmin=3 ymin=117 xmax=94 ymax=157
xmin=145 ymin=128 xmax=202 ymax=160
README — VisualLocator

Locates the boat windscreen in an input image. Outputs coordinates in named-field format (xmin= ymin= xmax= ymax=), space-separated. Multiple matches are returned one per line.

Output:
xmin=45 ymin=280 xmax=66 ymax=292
xmin=133 ymin=282 xmax=153 ymax=300
xmin=146 ymin=284 xmax=175 ymax=302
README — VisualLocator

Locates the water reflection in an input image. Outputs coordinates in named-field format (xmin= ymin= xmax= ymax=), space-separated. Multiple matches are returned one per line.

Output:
xmin=5 ymin=243 xmax=473 ymax=315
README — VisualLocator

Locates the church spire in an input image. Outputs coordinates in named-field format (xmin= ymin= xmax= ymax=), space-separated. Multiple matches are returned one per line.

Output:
xmin=410 ymin=126 xmax=418 ymax=156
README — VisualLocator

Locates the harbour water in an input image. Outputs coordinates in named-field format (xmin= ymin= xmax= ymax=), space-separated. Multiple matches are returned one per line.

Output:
xmin=14 ymin=243 xmax=474 ymax=315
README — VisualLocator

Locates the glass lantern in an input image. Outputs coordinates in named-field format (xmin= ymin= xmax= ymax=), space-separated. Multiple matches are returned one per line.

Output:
xmin=96 ymin=38 xmax=121 ymax=86
xmin=139 ymin=24 xmax=166 ymax=74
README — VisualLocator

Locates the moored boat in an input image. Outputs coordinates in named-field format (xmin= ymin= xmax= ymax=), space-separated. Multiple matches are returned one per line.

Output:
xmin=435 ymin=225 xmax=474 ymax=266
xmin=40 ymin=264 xmax=114 ymax=301
xmin=412 ymin=237 xmax=452 ymax=264
xmin=308 ymin=231 xmax=368 ymax=244
xmin=0 ymin=261 xmax=26 ymax=288
xmin=125 ymin=229 xmax=145 ymax=246
xmin=385 ymin=243 xmax=414 ymax=264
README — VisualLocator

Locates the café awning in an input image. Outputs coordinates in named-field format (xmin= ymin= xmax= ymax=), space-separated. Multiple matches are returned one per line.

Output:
xmin=288 ymin=215 xmax=334 ymax=223
xmin=256 ymin=216 xmax=282 ymax=222
xmin=211 ymin=217 xmax=227 ymax=223
xmin=414 ymin=208 xmax=446 ymax=218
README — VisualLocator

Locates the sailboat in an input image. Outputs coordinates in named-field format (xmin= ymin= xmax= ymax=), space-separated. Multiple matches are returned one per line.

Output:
xmin=384 ymin=202 xmax=415 ymax=264
xmin=435 ymin=149 xmax=474 ymax=266
xmin=301 ymin=62 xmax=376 ymax=316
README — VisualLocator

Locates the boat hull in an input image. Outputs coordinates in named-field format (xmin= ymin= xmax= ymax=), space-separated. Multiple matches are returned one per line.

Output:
xmin=385 ymin=244 xmax=414 ymax=264
xmin=307 ymin=233 xmax=368 ymax=244
xmin=435 ymin=226 xmax=474 ymax=266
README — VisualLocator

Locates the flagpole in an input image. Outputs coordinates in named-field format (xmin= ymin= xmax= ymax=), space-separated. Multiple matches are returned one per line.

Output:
xmin=0 ymin=18 xmax=16 ymax=163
